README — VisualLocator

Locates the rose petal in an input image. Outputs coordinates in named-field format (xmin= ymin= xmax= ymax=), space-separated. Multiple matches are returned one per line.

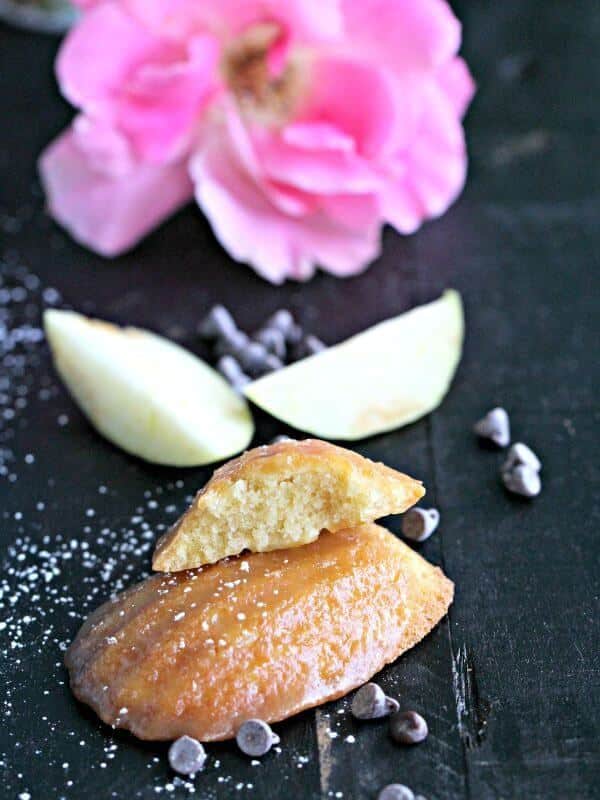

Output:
xmin=191 ymin=127 xmax=380 ymax=283
xmin=221 ymin=105 xmax=315 ymax=216
xmin=282 ymin=122 xmax=355 ymax=153
xmin=124 ymin=0 xmax=342 ymax=42
xmin=39 ymin=125 xmax=193 ymax=257
xmin=118 ymin=34 xmax=219 ymax=162
xmin=255 ymin=132 xmax=382 ymax=195
xmin=437 ymin=56 xmax=476 ymax=118
xmin=245 ymin=58 xmax=397 ymax=197
xmin=319 ymin=193 xmax=381 ymax=233
xmin=341 ymin=0 xmax=462 ymax=73
xmin=56 ymin=4 xmax=161 ymax=118
xmin=382 ymin=81 xmax=468 ymax=232
xmin=72 ymin=116 xmax=135 ymax=178
xmin=298 ymin=57 xmax=398 ymax=159
xmin=58 ymin=4 xmax=220 ymax=163
xmin=192 ymin=140 xmax=297 ymax=283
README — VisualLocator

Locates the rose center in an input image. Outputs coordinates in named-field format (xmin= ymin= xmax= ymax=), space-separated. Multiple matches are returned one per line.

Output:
xmin=222 ymin=23 xmax=306 ymax=125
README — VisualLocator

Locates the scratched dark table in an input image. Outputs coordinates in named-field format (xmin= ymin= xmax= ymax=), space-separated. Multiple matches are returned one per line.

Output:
xmin=1 ymin=1 xmax=599 ymax=799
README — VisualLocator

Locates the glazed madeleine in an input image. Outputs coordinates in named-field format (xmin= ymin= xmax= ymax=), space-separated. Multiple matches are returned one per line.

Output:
xmin=153 ymin=439 xmax=424 ymax=571
xmin=66 ymin=524 xmax=452 ymax=742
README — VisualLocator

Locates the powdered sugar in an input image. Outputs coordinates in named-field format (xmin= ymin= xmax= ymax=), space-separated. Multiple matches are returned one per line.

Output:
xmin=0 ymin=263 xmax=54 ymax=483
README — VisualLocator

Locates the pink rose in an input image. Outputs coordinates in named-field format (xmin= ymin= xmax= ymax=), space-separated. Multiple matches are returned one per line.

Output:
xmin=40 ymin=0 xmax=474 ymax=283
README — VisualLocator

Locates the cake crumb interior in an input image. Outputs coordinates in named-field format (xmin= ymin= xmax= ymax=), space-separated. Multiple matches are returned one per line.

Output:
xmin=180 ymin=468 xmax=387 ymax=565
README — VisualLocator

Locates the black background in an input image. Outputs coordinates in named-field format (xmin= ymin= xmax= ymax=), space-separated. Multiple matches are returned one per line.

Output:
xmin=1 ymin=1 xmax=599 ymax=798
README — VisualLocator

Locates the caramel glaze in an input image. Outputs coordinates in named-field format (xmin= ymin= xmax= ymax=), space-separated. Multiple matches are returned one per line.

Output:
xmin=66 ymin=524 xmax=452 ymax=741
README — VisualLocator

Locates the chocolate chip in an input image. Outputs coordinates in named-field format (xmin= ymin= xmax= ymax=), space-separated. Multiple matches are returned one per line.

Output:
xmin=473 ymin=407 xmax=511 ymax=447
xmin=401 ymin=508 xmax=440 ymax=543
xmin=390 ymin=711 xmax=428 ymax=745
xmin=236 ymin=341 xmax=283 ymax=377
xmin=217 ymin=355 xmax=251 ymax=392
xmin=254 ymin=327 xmax=287 ymax=360
xmin=214 ymin=328 xmax=250 ymax=359
xmin=386 ymin=697 xmax=400 ymax=714
xmin=351 ymin=683 xmax=399 ymax=720
xmin=262 ymin=353 xmax=284 ymax=373
xmin=264 ymin=309 xmax=302 ymax=344
xmin=377 ymin=785 xmax=415 ymax=800
xmin=237 ymin=341 xmax=268 ymax=373
xmin=502 ymin=442 xmax=541 ymax=474
xmin=168 ymin=735 xmax=206 ymax=776
xmin=291 ymin=334 xmax=327 ymax=361
xmin=502 ymin=464 xmax=542 ymax=497
xmin=198 ymin=305 xmax=237 ymax=339
xmin=236 ymin=719 xmax=280 ymax=757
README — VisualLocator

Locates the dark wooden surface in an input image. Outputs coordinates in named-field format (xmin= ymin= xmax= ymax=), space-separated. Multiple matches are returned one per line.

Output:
xmin=1 ymin=1 xmax=599 ymax=798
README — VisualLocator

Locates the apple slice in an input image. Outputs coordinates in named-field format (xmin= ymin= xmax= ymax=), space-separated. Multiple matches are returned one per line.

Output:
xmin=44 ymin=310 xmax=254 ymax=466
xmin=244 ymin=290 xmax=464 ymax=440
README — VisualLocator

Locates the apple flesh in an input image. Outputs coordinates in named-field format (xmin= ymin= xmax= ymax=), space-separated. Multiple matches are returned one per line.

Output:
xmin=244 ymin=290 xmax=464 ymax=440
xmin=44 ymin=310 xmax=254 ymax=466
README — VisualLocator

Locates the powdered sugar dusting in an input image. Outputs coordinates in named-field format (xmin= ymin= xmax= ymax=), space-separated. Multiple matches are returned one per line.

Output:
xmin=0 ymin=262 xmax=56 ymax=483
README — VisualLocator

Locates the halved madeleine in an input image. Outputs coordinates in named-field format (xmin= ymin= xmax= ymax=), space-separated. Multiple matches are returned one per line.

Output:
xmin=152 ymin=438 xmax=424 ymax=570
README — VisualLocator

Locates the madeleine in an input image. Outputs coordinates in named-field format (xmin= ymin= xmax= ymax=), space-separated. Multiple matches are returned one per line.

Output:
xmin=153 ymin=439 xmax=424 ymax=570
xmin=66 ymin=524 xmax=452 ymax=742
